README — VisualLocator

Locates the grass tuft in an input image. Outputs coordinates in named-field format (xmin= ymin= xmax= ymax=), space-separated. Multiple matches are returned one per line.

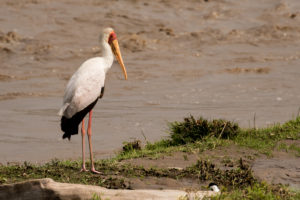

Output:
xmin=122 ymin=140 xmax=142 ymax=153
xmin=168 ymin=116 xmax=239 ymax=145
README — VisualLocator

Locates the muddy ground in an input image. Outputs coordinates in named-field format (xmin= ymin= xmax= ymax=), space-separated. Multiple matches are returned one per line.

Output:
xmin=0 ymin=0 xmax=299 ymax=191
xmin=120 ymin=143 xmax=300 ymax=190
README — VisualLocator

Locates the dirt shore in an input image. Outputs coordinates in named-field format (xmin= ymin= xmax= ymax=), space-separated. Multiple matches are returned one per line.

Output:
xmin=121 ymin=143 xmax=300 ymax=190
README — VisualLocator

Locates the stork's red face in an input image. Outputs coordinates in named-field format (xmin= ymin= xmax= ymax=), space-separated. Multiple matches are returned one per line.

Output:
xmin=108 ymin=32 xmax=117 ymax=45
xmin=108 ymin=31 xmax=127 ymax=80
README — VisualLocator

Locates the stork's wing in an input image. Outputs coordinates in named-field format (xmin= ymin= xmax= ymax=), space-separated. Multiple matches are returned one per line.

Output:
xmin=59 ymin=58 xmax=106 ymax=118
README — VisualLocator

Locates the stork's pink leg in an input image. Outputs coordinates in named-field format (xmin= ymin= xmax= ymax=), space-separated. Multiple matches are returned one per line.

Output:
xmin=80 ymin=120 xmax=88 ymax=172
xmin=87 ymin=110 xmax=100 ymax=174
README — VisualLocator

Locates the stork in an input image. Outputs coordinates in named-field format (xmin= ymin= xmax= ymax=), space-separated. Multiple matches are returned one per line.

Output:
xmin=58 ymin=27 xmax=127 ymax=173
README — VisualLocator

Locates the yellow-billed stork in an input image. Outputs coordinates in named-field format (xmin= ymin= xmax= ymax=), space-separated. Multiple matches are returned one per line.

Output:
xmin=58 ymin=27 xmax=127 ymax=173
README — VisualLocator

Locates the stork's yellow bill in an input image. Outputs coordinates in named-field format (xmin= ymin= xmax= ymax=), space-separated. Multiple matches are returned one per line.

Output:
xmin=108 ymin=31 xmax=128 ymax=80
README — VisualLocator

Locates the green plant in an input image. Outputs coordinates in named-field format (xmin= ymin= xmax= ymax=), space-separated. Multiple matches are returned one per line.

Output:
xmin=122 ymin=140 xmax=142 ymax=153
xmin=168 ymin=116 xmax=239 ymax=145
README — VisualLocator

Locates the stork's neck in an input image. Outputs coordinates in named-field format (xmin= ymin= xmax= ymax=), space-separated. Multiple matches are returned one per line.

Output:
xmin=101 ymin=39 xmax=114 ymax=73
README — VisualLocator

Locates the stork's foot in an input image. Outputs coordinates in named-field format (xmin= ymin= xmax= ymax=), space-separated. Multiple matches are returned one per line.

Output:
xmin=80 ymin=167 xmax=88 ymax=172
xmin=91 ymin=167 xmax=101 ymax=174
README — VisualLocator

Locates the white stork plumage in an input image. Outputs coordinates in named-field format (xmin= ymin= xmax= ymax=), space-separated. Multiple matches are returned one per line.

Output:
xmin=58 ymin=27 xmax=127 ymax=173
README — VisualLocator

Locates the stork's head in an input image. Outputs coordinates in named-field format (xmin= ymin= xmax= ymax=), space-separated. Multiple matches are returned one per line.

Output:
xmin=102 ymin=27 xmax=127 ymax=80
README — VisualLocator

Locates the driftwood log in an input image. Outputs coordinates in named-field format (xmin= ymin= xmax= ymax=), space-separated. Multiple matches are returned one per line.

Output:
xmin=0 ymin=178 xmax=217 ymax=200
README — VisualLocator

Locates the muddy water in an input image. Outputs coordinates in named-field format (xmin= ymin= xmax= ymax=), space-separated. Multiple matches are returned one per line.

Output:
xmin=0 ymin=0 xmax=300 ymax=163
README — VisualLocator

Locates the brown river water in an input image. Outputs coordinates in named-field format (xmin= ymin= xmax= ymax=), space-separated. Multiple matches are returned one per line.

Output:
xmin=0 ymin=0 xmax=299 ymax=163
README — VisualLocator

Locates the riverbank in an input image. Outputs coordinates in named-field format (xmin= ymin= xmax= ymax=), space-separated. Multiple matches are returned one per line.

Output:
xmin=1 ymin=116 xmax=300 ymax=199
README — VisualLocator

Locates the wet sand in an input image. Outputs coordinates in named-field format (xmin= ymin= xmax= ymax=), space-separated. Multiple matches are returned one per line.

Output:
xmin=0 ymin=0 xmax=300 ymax=163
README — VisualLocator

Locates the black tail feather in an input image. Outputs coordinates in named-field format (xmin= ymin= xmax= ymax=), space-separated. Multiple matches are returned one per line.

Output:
xmin=61 ymin=116 xmax=80 ymax=140
xmin=61 ymin=98 xmax=99 ymax=140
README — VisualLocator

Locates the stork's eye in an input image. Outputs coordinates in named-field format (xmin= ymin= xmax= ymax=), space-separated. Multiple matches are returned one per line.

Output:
xmin=108 ymin=34 xmax=113 ymax=42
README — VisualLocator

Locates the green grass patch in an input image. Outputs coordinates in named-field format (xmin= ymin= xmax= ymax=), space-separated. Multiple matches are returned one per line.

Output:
xmin=0 ymin=159 xmax=129 ymax=189
xmin=233 ymin=116 xmax=300 ymax=155
xmin=116 ymin=139 xmax=180 ymax=161
xmin=207 ymin=182 xmax=300 ymax=200
xmin=118 ymin=116 xmax=300 ymax=160
xmin=277 ymin=142 xmax=300 ymax=157
xmin=0 ymin=158 xmax=255 ymax=189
